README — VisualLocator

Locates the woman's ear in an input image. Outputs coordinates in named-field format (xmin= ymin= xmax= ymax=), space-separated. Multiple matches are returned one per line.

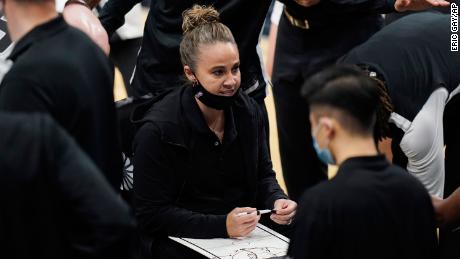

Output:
xmin=184 ymin=65 xmax=196 ymax=82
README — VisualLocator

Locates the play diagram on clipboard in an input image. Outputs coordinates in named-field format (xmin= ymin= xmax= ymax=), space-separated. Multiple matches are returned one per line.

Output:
xmin=169 ymin=224 xmax=289 ymax=259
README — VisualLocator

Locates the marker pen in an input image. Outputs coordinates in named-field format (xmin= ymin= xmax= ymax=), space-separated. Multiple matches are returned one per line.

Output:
xmin=236 ymin=209 xmax=277 ymax=216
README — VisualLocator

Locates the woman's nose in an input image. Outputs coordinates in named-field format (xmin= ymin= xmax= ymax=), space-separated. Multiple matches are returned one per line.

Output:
xmin=223 ymin=74 xmax=238 ymax=87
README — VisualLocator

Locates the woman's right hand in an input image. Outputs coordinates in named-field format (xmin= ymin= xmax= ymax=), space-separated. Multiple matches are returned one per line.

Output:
xmin=226 ymin=207 xmax=260 ymax=238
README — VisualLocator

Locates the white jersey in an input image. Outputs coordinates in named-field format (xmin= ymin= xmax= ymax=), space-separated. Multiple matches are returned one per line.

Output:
xmin=99 ymin=0 xmax=144 ymax=40
xmin=389 ymin=86 xmax=460 ymax=198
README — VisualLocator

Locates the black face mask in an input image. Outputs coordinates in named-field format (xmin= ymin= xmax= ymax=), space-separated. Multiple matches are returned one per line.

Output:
xmin=191 ymin=79 xmax=238 ymax=110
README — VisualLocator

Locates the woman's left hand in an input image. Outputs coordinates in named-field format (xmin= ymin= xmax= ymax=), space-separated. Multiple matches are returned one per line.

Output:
xmin=270 ymin=199 xmax=297 ymax=225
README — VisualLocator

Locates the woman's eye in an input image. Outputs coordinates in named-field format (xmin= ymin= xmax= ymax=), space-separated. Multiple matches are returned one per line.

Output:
xmin=212 ymin=70 xmax=223 ymax=76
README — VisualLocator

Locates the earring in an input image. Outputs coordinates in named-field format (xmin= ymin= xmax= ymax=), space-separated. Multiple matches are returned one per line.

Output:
xmin=192 ymin=80 xmax=198 ymax=87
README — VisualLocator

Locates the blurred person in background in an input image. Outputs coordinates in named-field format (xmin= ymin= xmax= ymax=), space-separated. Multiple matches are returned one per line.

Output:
xmin=0 ymin=0 xmax=122 ymax=190
xmin=0 ymin=112 xmax=134 ymax=259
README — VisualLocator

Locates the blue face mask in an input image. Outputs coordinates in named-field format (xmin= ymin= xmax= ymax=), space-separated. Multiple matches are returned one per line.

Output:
xmin=312 ymin=124 xmax=336 ymax=165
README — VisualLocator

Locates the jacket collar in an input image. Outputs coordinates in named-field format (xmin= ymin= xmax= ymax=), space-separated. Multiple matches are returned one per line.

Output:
xmin=9 ymin=15 xmax=66 ymax=61
xmin=182 ymin=86 xmax=238 ymax=142
xmin=133 ymin=86 xmax=248 ymax=150
xmin=336 ymin=155 xmax=389 ymax=178
xmin=182 ymin=87 xmax=212 ymax=135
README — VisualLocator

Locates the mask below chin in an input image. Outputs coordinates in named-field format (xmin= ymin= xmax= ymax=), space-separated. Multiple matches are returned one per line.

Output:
xmin=312 ymin=137 xmax=336 ymax=165
xmin=192 ymin=82 xmax=238 ymax=110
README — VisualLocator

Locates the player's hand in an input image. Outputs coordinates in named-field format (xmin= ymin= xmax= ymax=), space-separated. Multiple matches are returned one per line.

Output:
xmin=226 ymin=207 xmax=261 ymax=238
xmin=295 ymin=0 xmax=321 ymax=7
xmin=270 ymin=199 xmax=297 ymax=225
xmin=394 ymin=0 xmax=449 ymax=12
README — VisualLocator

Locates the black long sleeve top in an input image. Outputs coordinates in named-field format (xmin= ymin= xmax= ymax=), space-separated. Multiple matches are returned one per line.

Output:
xmin=132 ymin=86 xmax=288 ymax=240
xmin=288 ymin=155 xmax=438 ymax=259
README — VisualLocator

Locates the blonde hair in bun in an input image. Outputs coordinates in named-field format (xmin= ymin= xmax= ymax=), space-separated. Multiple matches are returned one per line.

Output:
xmin=182 ymin=5 xmax=220 ymax=34
xmin=180 ymin=5 xmax=236 ymax=70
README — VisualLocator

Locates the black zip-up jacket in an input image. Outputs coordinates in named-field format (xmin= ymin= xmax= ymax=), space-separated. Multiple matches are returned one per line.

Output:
xmin=132 ymin=86 xmax=287 ymax=254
